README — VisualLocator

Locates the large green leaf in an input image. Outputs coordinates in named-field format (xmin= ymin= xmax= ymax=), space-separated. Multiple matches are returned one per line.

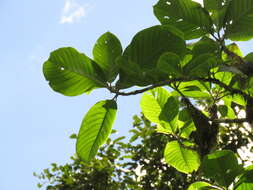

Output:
xmin=157 ymin=52 xmax=182 ymax=77
xmin=164 ymin=140 xmax=200 ymax=174
xmin=76 ymin=100 xmax=117 ymax=162
xmin=187 ymin=181 xmax=213 ymax=190
xmin=140 ymin=87 xmax=170 ymax=124
xmin=202 ymin=150 xmax=243 ymax=188
xmin=154 ymin=0 xmax=213 ymax=40
xmin=183 ymin=53 xmax=218 ymax=77
xmin=43 ymin=47 xmax=105 ymax=96
xmin=159 ymin=96 xmax=179 ymax=133
xmin=116 ymin=25 xmax=186 ymax=89
xmin=235 ymin=165 xmax=253 ymax=190
xmin=203 ymin=0 xmax=230 ymax=30
xmin=123 ymin=25 xmax=186 ymax=69
xmin=92 ymin=32 xmax=122 ymax=82
xmin=225 ymin=0 xmax=253 ymax=41
xmin=192 ymin=37 xmax=219 ymax=57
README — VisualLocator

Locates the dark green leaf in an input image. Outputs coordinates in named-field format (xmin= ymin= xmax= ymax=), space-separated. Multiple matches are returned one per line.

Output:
xmin=225 ymin=0 xmax=253 ymax=41
xmin=235 ymin=165 xmax=253 ymax=190
xmin=157 ymin=52 xmax=182 ymax=77
xmin=154 ymin=0 xmax=213 ymax=40
xmin=183 ymin=53 xmax=218 ymax=77
xmin=159 ymin=96 xmax=179 ymax=133
xmin=202 ymin=150 xmax=243 ymax=187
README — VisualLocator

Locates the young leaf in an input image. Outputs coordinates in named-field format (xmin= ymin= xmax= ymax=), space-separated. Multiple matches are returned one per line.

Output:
xmin=164 ymin=140 xmax=200 ymax=174
xmin=154 ymin=0 xmax=213 ymax=40
xmin=93 ymin=32 xmax=122 ymax=82
xmin=225 ymin=0 xmax=253 ymax=41
xmin=140 ymin=87 xmax=170 ymax=124
xmin=76 ymin=100 xmax=117 ymax=162
xmin=187 ymin=181 xmax=213 ymax=190
xmin=43 ymin=47 xmax=106 ymax=96
xmin=202 ymin=150 xmax=243 ymax=188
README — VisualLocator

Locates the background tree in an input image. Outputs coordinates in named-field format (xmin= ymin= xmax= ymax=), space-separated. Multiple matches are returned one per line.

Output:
xmin=41 ymin=0 xmax=253 ymax=189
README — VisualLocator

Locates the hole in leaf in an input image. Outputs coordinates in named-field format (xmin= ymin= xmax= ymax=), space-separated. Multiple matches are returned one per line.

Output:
xmin=164 ymin=16 xmax=170 ymax=19
xmin=60 ymin=67 xmax=65 ymax=71
xmin=166 ymin=1 xmax=171 ymax=5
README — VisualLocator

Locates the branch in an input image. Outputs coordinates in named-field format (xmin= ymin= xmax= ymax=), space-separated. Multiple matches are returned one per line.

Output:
xmin=222 ymin=44 xmax=245 ymax=65
xmin=109 ymin=77 xmax=251 ymax=99
xmin=211 ymin=118 xmax=248 ymax=124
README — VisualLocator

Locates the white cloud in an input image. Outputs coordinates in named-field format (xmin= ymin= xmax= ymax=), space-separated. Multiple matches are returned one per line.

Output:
xmin=60 ymin=0 xmax=89 ymax=24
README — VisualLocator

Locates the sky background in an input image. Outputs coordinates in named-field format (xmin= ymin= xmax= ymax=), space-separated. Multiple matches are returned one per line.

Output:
xmin=0 ymin=0 xmax=252 ymax=189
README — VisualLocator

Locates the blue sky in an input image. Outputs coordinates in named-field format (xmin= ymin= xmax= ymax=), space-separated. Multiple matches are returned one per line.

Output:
xmin=0 ymin=0 xmax=252 ymax=189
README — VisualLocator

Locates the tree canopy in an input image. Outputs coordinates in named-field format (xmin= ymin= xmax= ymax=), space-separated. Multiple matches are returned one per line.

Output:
xmin=41 ymin=0 xmax=253 ymax=189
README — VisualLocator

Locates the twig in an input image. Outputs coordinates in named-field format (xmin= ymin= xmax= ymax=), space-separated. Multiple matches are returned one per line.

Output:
xmin=211 ymin=118 xmax=248 ymax=124
xmin=108 ymin=77 xmax=251 ymax=99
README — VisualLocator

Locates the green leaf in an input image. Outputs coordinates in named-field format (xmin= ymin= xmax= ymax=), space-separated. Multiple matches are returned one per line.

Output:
xmin=244 ymin=52 xmax=253 ymax=62
xmin=117 ymin=25 xmax=186 ymax=89
xmin=123 ymin=25 xmax=186 ymax=69
xmin=192 ymin=37 xmax=219 ymax=57
xmin=43 ymin=47 xmax=106 ymax=96
xmin=154 ymin=0 xmax=213 ymax=40
xmin=159 ymin=96 xmax=179 ymax=133
xmin=157 ymin=52 xmax=182 ymax=77
xmin=93 ymin=32 xmax=122 ymax=82
xmin=76 ymin=100 xmax=117 ymax=162
xmin=140 ymin=87 xmax=170 ymax=124
xmin=179 ymin=121 xmax=196 ymax=138
xmin=218 ymin=105 xmax=235 ymax=119
xmin=69 ymin=133 xmax=77 ymax=139
xmin=235 ymin=165 xmax=253 ymax=190
xmin=187 ymin=181 xmax=213 ymax=190
xmin=183 ymin=53 xmax=217 ymax=77
xmin=164 ymin=141 xmax=200 ymax=174
xmin=204 ymin=0 xmax=230 ymax=30
xmin=202 ymin=150 xmax=243 ymax=187
xmin=225 ymin=0 xmax=253 ymax=41
xmin=222 ymin=43 xmax=243 ymax=61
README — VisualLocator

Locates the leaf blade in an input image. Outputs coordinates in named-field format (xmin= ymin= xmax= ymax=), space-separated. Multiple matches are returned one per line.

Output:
xmin=76 ymin=100 xmax=117 ymax=162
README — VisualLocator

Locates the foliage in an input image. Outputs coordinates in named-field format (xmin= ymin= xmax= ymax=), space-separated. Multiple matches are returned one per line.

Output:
xmin=36 ymin=114 xmax=253 ymax=189
xmin=42 ymin=0 xmax=253 ymax=189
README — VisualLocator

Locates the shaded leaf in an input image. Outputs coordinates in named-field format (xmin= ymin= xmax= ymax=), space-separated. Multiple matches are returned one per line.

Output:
xmin=157 ymin=52 xmax=182 ymax=77
xmin=154 ymin=0 xmax=213 ymax=40
xmin=225 ymin=0 xmax=253 ymax=41
xmin=202 ymin=150 xmax=243 ymax=187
